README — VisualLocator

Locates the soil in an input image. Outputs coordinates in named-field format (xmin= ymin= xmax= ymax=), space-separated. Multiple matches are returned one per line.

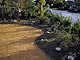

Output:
xmin=0 ymin=24 xmax=51 ymax=60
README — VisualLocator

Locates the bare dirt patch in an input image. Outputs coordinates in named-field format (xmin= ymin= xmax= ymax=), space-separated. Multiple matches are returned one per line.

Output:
xmin=0 ymin=24 xmax=50 ymax=60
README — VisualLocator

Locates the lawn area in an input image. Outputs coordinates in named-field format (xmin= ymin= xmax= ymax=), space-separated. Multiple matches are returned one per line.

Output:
xmin=0 ymin=24 xmax=51 ymax=60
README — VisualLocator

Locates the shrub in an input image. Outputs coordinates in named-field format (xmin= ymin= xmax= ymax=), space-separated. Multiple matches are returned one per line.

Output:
xmin=62 ymin=17 xmax=72 ymax=33
xmin=55 ymin=30 xmax=72 ymax=48
xmin=48 ymin=13 xmax=80 ymax=49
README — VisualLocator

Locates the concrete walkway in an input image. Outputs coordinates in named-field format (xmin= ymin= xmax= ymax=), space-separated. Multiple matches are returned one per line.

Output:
xmin=0 ymin=24 xmax=51 ymax=60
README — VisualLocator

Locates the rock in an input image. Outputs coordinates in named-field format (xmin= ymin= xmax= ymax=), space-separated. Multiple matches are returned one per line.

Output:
xmin=67 ymin=56 xmax=74 ymax=60
xmin=41 ymin=39 xmax=44 ymax=41
xmin=30 ymin=22 xmax=33 ymax=25
xmin=40 ymin=39 xmax=47 ymax=44
xmin=46 ymin=31 xmax=51 ymax=34
xmin=13 ymin=20 xmax=17 ymax=23
xmin=55 ymin=47 xmax=62 ymax=52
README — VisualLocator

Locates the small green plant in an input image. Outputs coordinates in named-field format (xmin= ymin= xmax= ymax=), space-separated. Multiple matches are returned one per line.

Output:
xmin=72 ymin=20 xmax=80 ymax=37
xmin=53 ymin=13 xmax=64 ymax=22
xmin=55 ymin=30 xmax=73 ymax=48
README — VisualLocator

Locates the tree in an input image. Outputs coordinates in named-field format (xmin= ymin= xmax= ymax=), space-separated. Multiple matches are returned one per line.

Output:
xmin=39 ymin=0 xmax=46 ymax=16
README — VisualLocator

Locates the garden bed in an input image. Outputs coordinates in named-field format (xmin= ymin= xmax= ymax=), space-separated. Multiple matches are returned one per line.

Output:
xmin=33 ymin=14 xmax=80 ymax=60
xmin=35 ymin=27 xmax=80 ymax=60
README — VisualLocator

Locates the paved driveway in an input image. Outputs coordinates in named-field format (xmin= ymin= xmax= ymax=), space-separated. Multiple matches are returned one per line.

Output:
xmin=52 ymin=9 xmax=80 ymax=22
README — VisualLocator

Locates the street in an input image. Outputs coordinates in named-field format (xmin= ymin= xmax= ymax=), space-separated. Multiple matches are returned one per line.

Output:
xmin=52 ymin=9 xmax=80 ymax=22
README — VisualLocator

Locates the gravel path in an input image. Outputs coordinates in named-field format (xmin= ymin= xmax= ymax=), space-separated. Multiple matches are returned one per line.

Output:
xmin=0 ymin=24 xmax=51 ymax=60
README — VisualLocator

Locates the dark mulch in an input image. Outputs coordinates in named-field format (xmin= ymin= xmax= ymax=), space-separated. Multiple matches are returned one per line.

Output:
xmin=32 ymin=20 xmax=80 ymax=60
